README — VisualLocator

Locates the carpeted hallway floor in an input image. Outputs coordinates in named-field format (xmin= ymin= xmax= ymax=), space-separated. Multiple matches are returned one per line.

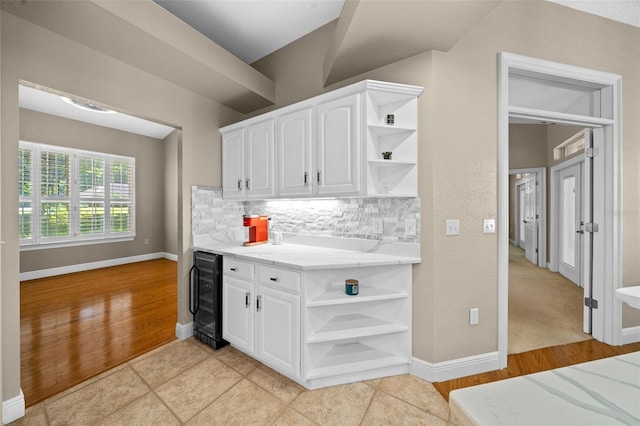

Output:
xmin=508 ymin=244 xmax=592 ymax=354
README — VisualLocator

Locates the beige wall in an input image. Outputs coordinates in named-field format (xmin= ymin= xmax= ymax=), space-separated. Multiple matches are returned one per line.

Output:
xmin=430 ymin=0 xmax=640 ymax=344
xmin=254 ymin=0 xmax=640 ymax=362
xmin=1 ymin=10 xmax=241 ymax=401
xmin=19 ymin=109 xmax=168 ymax=272
xmin=509 ymin=124 xmax=547 ymax=169
xmin=2 ymin=0 xmax=640 ymax=406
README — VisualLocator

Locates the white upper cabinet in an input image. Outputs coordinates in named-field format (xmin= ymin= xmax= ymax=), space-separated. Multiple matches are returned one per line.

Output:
xmin=222 ymin=120 xmax=275 ymax=200
xmin=221 ymin=80 xmax=423 ymax=199
xmin=276 ymin=108 xmax=313 ymax=197
xmin=221 ymin=128 xmax=245 ymax=199
xmin=315 ymin=94 xmax=360 ymax=196
xmin=245 ymin=120 xmax=275 ymax=199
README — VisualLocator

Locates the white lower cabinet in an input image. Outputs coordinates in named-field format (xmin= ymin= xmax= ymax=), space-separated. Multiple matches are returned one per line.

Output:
xmin=222 ymin=257 xmax=411 ymax=389
xmin=222 ymin=275 xmax=254 ymax=354
xmin=256 ymin=285 xmax=300 ymax=377
xmin=222 ymin=259 xmax=301 ymax=378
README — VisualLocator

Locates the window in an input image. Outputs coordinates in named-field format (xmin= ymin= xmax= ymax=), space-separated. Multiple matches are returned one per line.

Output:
xmin=19 ymin=141 xmax=135 ymax=248
xmin=553 ymin=131 xmax=586 ymax=161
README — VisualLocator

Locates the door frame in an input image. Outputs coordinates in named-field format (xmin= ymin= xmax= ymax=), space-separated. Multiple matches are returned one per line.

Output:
xmin=509 ymin=167 xmax=546 ymax=268
xmin=498 ymin=52 xmax=623 ymax=368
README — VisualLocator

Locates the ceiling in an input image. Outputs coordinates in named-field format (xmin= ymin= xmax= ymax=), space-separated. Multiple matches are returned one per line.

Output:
xmin=19 ymin=85 xmax=176 ymax=139
xmin=11 ymin=0 xmax=639 ymax=137
xmin=153 ymin=0 xmax=345 ymax=64
xmin=154 ymin=0 xmax=639 ymax=67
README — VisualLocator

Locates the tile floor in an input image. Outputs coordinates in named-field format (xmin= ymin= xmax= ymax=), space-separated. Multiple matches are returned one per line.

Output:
xmin=12 ymin=338 xmax=460 ymax=425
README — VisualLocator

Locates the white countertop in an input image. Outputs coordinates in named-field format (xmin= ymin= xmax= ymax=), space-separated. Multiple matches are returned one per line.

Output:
xmin=192 ymin=235 xmax=421 ymax=270
xmin=449 ymin=351 xmax=640 ymax=425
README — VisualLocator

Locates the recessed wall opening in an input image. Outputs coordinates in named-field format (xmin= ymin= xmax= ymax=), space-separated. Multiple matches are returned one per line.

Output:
xmin=17 ymin=82 xmax=182 ymax=405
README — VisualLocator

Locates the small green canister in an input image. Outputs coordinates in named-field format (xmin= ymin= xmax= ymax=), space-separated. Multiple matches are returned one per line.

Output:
xmin=345 ymin=279 xmax=359 ymax=296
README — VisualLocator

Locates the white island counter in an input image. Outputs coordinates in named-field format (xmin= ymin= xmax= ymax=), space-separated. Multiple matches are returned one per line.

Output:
xmin=450 ymin=351 xmax=640 ymax=425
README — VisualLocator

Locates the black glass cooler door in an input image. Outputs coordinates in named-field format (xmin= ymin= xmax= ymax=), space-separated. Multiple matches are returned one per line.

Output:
xmin=189 ymin=251 xmax=227 ymax=349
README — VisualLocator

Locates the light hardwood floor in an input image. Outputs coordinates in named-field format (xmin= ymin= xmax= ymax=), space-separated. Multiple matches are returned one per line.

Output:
xmin=20 ymin=258 xmax=177 ymax=407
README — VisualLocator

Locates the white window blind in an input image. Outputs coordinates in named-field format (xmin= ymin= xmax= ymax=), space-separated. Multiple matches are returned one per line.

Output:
xmin=19 ymin=141 xmax=136 ymax=248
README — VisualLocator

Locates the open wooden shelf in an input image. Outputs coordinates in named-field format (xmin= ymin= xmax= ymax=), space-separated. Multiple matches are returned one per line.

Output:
xmin=306 ymin=313 xmax=408 ymax=343
xmin=305 ymin=342 xmax=407 ymax=380
xmin=307 ymin=286 xmax=408 ymax=307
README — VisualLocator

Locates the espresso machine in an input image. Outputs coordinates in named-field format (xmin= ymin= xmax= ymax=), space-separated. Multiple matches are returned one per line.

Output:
xmin=243 ymin=215 xmax=269 ymax=246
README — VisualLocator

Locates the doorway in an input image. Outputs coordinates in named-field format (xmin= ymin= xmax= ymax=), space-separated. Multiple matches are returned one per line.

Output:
xmin=498 ymin=52 xmax=623 ymax=368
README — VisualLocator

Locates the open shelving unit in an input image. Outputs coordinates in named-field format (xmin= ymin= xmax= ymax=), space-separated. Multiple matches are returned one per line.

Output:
xmin=302 ymin=264 xmax=412 ymax=386
xmin=364 ymin=86 xmax=422 ymax=196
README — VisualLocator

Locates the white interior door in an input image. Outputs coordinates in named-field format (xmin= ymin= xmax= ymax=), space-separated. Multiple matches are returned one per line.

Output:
xmin=517 ymin=183 xmax=526 ymax=249
xmin=582 ymin=129 xmax=595 ymax=335
xmin=558 ymin=162 xmax=583 ymax=286
xmin=523 ymin=174 xmax=538 ymax=265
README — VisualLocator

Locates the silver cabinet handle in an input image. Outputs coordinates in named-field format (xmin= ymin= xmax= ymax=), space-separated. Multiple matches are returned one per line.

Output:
xmin=256 ymin=295 xmax=262 ymax=312
xmin=237 ymin=179 xmax=242 ymax=190
xmin=317 ymin=170 xmax=321 ymax=184
xmin=304 ymin=171 xmax=308 ymax=185
xmin=270 ymin=277 xmax=278 ymax=282
xmin=245 ymin=292 xmax=250 ymax=308
xmin=245 ymin=179 xmax=250 ymax=190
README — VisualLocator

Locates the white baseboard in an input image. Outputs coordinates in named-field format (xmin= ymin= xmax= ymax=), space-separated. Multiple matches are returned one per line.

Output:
xmin=176 ymin=322 xmax=193 ymax=340
xmin=164 ymin=252 xmax=178 ymax=261
xmin=621 ymin=326 xmax=640 ymax=345
xmin=410 ymin=351 xmax=500 ymax=383
xmin=3 ymin=389 xmax=25 ymax=425
xmin=20 ymin=252 xmax=177 ymax=281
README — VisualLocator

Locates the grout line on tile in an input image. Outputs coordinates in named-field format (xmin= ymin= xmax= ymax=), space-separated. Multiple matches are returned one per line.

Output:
xmin=377 ymin=388 xmax=449 ymax=423
xmin=358 ymin=388 xmax=379 ymax=426
xmin=150 ymin=388 xmax=186 ymax=425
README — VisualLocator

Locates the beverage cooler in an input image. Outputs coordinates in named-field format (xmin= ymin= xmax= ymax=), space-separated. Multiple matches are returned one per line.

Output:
xmin=189 ymin=251 xmax=228 ymax=349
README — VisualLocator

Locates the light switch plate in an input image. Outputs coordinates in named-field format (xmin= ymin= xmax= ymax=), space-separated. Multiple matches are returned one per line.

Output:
xmin=470 ymin=308 xmax=479 ymax=325
xmin=483 ymin=219 xmax=496 ymax=234
xmin=446 ymin=219 xmax=460 ymax=236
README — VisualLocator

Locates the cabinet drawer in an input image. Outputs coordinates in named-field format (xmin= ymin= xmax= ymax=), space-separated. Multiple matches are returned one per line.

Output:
xmin=223 ymin=258 xmax=254 ymax=281
xmin=257 ymin=265 xmax=300 ymax=294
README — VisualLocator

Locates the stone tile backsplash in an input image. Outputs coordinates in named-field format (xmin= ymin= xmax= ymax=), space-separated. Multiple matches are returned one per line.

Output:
xmin=192 ymin=186 xmax=420 ymax=243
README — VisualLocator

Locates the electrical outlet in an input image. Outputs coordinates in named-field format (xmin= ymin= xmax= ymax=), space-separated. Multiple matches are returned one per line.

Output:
xmin=446 ymin=219 xmax=460 ymax=236
xmin=405 ymin=218 xmax=417 ymax=236
xmin=144 ymin=239 xmax=149 ymax=245
xmin=470 ymin=308 xmax=479 ymax=325
xmin=373 ymin=219 xmax=383 ymax=234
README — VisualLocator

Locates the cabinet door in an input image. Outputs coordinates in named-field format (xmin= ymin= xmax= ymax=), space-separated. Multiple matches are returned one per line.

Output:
xmin=276 ymin=109 xmax=313 ymax=197
xmin=245 ymin=120 xmax=275 ymax=199
xmin=256 ymin=285 xmax=300 ymax=377
xmin=222 ymin=128 xmax=245 ymax=199
xmin=315 ymin=94 xmax=360 ymax=195
xmin=222 ymin=276 xmax=254 ymax=354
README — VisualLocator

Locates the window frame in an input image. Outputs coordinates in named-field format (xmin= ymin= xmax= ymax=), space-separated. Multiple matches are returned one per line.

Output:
xmin=19 ymin=141 xmax=136 ymax=250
